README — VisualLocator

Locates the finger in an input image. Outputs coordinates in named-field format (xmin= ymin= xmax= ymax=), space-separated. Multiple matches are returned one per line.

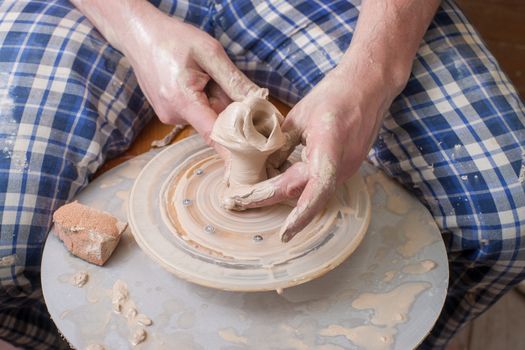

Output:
xmin=184 ymin=102 xmax=229 ymax=159
xmin=280 ymin=149 xmax=338 ymax=243
xmin=206 ymin=81 xmax=232 ymax=114
xmin=222 ymin=162 xmax=309 ymax=210
xmin=193 ymin=42 xmax=268 ymax=101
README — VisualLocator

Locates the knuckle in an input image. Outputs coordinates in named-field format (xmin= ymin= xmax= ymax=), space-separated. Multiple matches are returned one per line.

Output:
xmin=201 ymin=38 xmax=223 ymax=56
xmin=158 ymin=85 xmax=183 ymax=108
xmin=285 ymin=184 xmax=303 ymax=199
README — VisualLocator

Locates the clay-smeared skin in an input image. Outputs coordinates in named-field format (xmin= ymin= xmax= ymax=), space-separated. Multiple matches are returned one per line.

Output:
xmin=210 ymin=96 xmax=286 ymax=206
xmin=69 ymin=0 xmax=268 ymax=160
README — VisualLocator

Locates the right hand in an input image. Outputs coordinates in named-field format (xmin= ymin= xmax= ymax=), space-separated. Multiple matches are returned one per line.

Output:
xmin=74 ymin=0 xmax=266 ymax=155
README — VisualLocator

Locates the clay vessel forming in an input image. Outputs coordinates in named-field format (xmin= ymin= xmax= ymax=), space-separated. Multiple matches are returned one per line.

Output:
xmin=210 ymin=97 xmax=286 ymax=189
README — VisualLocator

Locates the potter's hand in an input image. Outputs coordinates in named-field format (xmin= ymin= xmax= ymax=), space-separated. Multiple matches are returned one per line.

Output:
xmin=222 ymin=0 xmax=440 ymax=242
xmin=70 ymin=0 xmax=265 ymax=153
xmin=228 ymin=62 xmax=400 ymax=242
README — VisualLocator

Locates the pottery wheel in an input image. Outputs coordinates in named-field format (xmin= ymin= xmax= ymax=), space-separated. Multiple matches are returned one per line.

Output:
xmin=42 ymin=142 xmax=449 ymax=350
xmin=129 ymin=136 xmax=371 ymax=291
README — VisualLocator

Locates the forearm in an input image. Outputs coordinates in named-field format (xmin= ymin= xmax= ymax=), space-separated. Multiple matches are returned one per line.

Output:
xmin=338 ymin=0 xmax=441 ymax=99
xmin=69 ymin=0 xmax=164 ymax=56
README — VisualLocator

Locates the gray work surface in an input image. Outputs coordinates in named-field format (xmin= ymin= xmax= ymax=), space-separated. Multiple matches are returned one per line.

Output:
xmin=42 ymin=148 xmax=448 ymax=350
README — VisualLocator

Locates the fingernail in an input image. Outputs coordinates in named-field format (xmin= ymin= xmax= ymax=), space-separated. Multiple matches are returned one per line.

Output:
xmin=279 ymin=207 xmax=300 ymax=243
xmin=281 ymin=227 xmax=298 ymax=243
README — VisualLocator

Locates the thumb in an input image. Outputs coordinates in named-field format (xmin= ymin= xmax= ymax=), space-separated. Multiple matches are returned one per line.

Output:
xmin=183 ymin=102 xmax=229 ymax=159
xmin=222 ymin=162 xmax=309 ymax=210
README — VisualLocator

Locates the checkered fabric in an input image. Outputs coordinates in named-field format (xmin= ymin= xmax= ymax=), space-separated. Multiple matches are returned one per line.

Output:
xmin=0 ymin=0 xmax=523 ymax=349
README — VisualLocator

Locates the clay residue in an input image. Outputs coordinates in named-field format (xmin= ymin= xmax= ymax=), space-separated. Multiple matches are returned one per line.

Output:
xmin=402 ymin=260 xmax=437 ymax=275
xmin=112 ymin=280 xmax=129 ymax=313
xmin=151 ymin=124 xmax=186 ymax=148
xmin=218 ymin=328 xmax=248 ymax=345
xmin=0 ymin=254 xmax=16 ymax=266
xmin=365 ymin=171 xmax=410 ymax=215
xmin=176 ymin=310 xmax=195 ymax=329
xmin=131 ymin=327 xmax=147 ymax=346
xmin=71 ymin=271 xmax=89 ymax=287
xmin=321 ymin=282 xmax=430 ymax=349
xmin=99 ymin=177 xmax=122 ymax=189
xmin=397 ymin=212 xmax=439 ymax=258
xmin=86 ymin=345 xmax=105 ymax=350
xmin=352 ymin=282 xmax=431 ymax=327
xmin=320 ymin=324 xmax=395 ymax=350
xmin=222 ymin=182 xmax=276 ymax=210
xmin=119 ymin=159 xmax=146 ymax=180
xmin=111 ymin=280 xmax=153 ymax=346
xmin=383 ymin=270 xmax=396 ymax=282
xmin=135 ymin=313 xmax=153 ymax=326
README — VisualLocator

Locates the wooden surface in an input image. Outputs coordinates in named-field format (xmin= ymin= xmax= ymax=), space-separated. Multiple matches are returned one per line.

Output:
xmin=447 ymin=289 xmax=525 ymax=350
xmin=96 ymin=1 xmax=525 ymax=349
xmin=456 ymin=0 xmax=525 ymax=99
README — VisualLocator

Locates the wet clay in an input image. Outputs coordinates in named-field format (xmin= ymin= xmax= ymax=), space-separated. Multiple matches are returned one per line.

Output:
xmin=402 ymin=260 xmax=437 ymax=274
xmin=151 ymin=124 xmax=187 ymax=148
xmin=112 ymin=280 xmax=153 ymax=346
xmin=71 ymin=271 xmax=89 ymax=288
xmin=218 ymin=328 xmax=248 ymax=345
xmin=130 ymin=134 xmax=371 ymax=292
xmin=321 ymin=324 xmax=396 ymax=350
xmin=86 ymin=345 xmax=105 ymax=350
xmin=210 ymin=96 xmax=286 ymax=205
xmin=321 ymin=282 xmax=430 ymax=349
xmin=352 ymin=282 xmax=430 ymax=327
xmin=164 ymin=152 xmax=345 ymax=264
xmin=163 ymin=98 xmax=361 ymax=268
xmin=397 ymin=212 xmax=439 ymax=258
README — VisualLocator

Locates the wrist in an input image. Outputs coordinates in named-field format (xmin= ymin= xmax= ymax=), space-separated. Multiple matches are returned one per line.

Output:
xmin=337 ymin=46 xmax=411 ymax=100
xmin=70 ymin=0 xmax=145 ymax=53
xmin=324 ymin=61 xmax=392 ymax=143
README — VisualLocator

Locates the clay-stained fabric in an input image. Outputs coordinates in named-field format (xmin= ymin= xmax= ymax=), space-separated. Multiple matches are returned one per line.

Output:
xmin=0 ymin=0 xmax=525 ymax=349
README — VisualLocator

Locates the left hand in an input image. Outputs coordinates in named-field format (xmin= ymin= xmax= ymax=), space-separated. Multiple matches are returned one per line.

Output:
xmin=224 ymin=63 xmax=395 ymax=242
